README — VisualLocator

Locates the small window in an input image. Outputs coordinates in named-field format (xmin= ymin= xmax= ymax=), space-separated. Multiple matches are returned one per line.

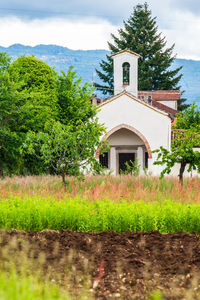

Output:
xmin=122 ymin=62 xmax=130 ymax=86
xmin=99 ymin=152 xmax=108 ymax=168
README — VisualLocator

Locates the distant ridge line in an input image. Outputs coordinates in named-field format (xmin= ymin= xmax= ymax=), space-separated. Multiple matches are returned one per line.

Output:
xmin=0 ymin=44 xmax=199 ymax=105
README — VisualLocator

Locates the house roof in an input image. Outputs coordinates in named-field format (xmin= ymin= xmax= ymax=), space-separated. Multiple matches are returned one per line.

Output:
xmin=138 ymin=90 xmax=181 ymax=101
xmin=151 ymin=100 xmax=178 ymax=116
xmin=93 ymin=90 xmax=179 ymax=119
xmin=110 ymin=49 xmax=141 ymax=58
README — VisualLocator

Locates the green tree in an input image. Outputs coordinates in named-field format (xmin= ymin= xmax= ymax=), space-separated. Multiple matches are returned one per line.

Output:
xmin=95 ymin=2 xmax=186 ymax=111
xmin=8 ymin=56 xmax=58 ymax=132
xmin=24 ymin=120 xmax=105 ymax=189
xmin=153 ymin=102 xmax=200 ymax=184
xmin=175 ymin=101 xmax=200 ymax=130
xmin=0 ymin=128 xmax=22 ymax=177
xmin=0 ymin=54 xmax=59 ymax=175
xmin=56 ymin=66 xmax=97 ymax=125
xmin=24 ymin=68 xmax=106 ymax=187
xmin=0 ymin=52 xmax=22 ymax=176
xmin=0 ymin=52 xmax=11 ymax=72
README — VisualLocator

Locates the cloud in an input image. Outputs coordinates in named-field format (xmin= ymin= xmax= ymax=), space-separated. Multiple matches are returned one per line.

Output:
xmin=0 ymin=17 xmax=118 ymax=50
xmin=0 ymin=1 xmax=200 ymax=59
xmin=161 ymin=11 xmax=200 ymax=60
xmin=174 ymin=0 xmax=200 ymax=15
xmin=0 ymin=0 xmax=199 ymax=23
xmin=0 ymin=0 xmax=135 ymax=23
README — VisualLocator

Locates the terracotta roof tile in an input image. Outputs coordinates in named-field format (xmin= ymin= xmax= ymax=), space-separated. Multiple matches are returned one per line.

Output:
xmin=138 ymin=90 xmax=181 ymax=101
xmin=151 ymin=100 xmax=178 ymax=117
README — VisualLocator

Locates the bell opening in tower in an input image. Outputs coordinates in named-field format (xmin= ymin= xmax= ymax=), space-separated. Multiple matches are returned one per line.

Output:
xmin=122 ymin=62 xmax=130 ymax=86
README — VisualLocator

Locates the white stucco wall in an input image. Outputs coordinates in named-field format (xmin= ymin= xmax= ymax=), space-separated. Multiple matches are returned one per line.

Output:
xmin=98 ymin=94 xmax=172 ymax=175
xmin=113 ymin=52 xmax=139 ymax=97
xmin=170 ymin=148 xmax=200 ymax=177
xmin=170 ymin=164 xmax=199 ymax=177
xmin=108 ymin=128 xmax=144 ymax=146
xmin=158 ymin=100 xmax=177 ymax=110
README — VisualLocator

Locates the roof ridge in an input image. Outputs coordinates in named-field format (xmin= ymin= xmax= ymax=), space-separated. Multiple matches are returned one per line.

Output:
xmin=98 ymin=91 xmax=170 ymax=118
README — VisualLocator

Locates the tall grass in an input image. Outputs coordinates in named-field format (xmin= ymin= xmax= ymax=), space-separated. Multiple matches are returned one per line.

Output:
xmin=0 ymin=268 xmax=71 ymax=300
xmin=0 ymin=175 xmax=200 ymax=203
xmin=0 ymin=175 xmax=200 ymax=232
xmin=0 ymin=197 xmax=200 ymax=232
xmin=0 ymin=235 xmax=92 ymax=300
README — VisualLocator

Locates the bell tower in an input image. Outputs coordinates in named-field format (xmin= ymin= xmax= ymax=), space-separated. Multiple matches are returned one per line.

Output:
xmin=111 ymin=49 xmax=140 ymax=97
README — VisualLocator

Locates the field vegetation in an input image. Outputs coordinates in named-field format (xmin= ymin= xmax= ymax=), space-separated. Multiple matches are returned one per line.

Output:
xmin=0 ymin=175 xmax=200 ymax=233
xmin=0 ymin=233 xmax=92 ymax=300
xmin=0 ymin=175 xmax=200 ymax=299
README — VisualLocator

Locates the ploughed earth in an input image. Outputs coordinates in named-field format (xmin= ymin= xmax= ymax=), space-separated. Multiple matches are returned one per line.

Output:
xmin=1 ymin=230 xmax=200 ymax=299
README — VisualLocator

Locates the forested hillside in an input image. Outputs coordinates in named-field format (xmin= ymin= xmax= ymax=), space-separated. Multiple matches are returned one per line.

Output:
xmin=0 ymin=44 xmax=199 ymax=105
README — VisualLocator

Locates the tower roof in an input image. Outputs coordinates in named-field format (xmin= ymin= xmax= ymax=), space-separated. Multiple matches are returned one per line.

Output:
xmin=111 ymin=49 xmax=141 ymax=58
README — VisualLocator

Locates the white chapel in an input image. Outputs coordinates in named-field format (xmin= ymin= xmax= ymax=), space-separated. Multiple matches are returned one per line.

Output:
xmin=92 ymin=50 xmax=181 ymax=175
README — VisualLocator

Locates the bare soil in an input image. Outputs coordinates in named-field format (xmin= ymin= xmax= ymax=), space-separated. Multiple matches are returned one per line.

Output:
xmin=1 ymin=230 xmax=200 ymax=299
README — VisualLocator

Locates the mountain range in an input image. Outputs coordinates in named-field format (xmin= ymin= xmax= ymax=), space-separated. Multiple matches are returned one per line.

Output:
xmin=0 ymin=44 xmax=199 ymax=106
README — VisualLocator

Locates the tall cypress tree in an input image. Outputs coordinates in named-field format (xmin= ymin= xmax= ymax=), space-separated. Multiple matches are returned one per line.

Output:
xmin=95 ymin=3 xmax=187 ymax=110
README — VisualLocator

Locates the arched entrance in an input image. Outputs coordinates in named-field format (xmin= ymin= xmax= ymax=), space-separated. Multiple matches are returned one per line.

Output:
xmin=97 ymin=124 xmax=152 ymax=175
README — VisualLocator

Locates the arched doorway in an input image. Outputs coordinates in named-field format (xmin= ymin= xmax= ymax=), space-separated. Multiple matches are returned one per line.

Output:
xmin=98 ymin=124 xmax=152 ymax=175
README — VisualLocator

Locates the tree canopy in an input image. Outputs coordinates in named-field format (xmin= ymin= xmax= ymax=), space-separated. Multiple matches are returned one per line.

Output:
xmin=0 ymin=53 xmax=22 ymax=176
xmin=175 ymin=101 xmax=200 ymax=130
xmin=24 ymin=68 xmax=106 ymax=186
xmin=56 ymin=66 xmax=97 ymax=125
xmin=8 ymin=56 xmax=58 ymax=133
xmin=0 ymin=54 xmax=105 ymax=177
xmin=153 ymin=102 xmax=200 ymax=183
xmin=0 ymin=53 xmax=104 ymax=178
xmin=24 ymin=120 xmax=105 ymax=188
xmin=95 ymin=2 xmax=187 ymax=110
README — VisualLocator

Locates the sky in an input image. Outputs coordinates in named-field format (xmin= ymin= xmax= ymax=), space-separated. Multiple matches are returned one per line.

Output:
xmin=0 ymin=0 xmax=200 ymax=59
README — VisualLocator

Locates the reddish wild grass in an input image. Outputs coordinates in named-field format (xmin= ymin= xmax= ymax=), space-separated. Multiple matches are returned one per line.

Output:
xmin=0 ymin=175 xmax=199 ymax=204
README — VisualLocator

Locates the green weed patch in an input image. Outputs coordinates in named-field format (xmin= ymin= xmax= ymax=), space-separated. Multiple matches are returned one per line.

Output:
xmin=0 ymin=197 xmax=200 ymax=233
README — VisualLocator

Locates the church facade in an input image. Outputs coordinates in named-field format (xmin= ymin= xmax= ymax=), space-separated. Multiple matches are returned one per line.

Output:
xmin=92 ymin=50 xmax=181 ymax=175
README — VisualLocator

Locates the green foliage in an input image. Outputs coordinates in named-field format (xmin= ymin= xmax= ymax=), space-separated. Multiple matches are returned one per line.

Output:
xmin=0 ymin=128 xmax=22 ymax=176
xmin=0 ymin=268 xmax=70 ymax=300
xmin=154 ymin=131 xmax=200 ymax=175
xmin=56 ymin=66 xmax=97 ymax=125
xmin=123 ymin=159 xmax=140 ymax=176
xmin=0 ymin=55 xmax=105 ymax=177
xmin=8 ymin=56 xmax=58 ymax=132
xmin=23 ymin=67 xmax=107 ymax=185
xmin=149 ymin=290 xmax=163 ymax=300
xmin=175 ymin=101 xmax=200 ymax=130
xmin=0 ymin=54 xmax=60 ymax=175
xmin=1 ymin=196 xmax=200 ymax=233
xmin=0 ymin=52 xmax=11 ymax=72
xmin=0 ymin=52 xmax=23 ymax=176
xmin=95 ymin=2 xmax=183 ymax=105
xmin=153 ymin=102 xmax=200 ymax=182
xmin=24 ymin=120 xmax=106 ymax=188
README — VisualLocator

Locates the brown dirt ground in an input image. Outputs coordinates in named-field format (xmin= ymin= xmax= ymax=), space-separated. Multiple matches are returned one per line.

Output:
xmin=1 ymin=230 xmax=200 ymax=299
